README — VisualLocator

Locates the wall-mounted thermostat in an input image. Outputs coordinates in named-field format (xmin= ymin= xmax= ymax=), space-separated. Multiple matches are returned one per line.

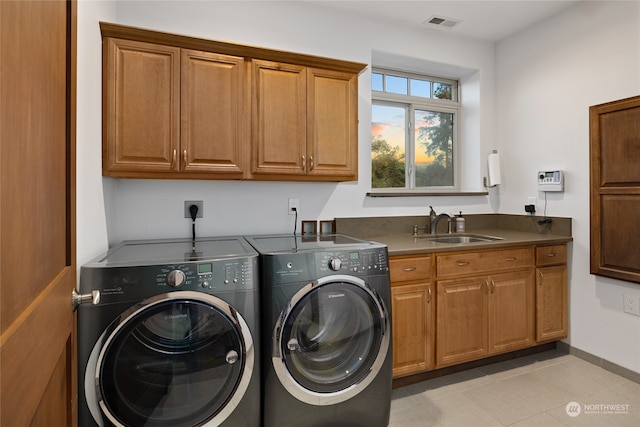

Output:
xmin=538 ymin=170 xmax=564 ymax=192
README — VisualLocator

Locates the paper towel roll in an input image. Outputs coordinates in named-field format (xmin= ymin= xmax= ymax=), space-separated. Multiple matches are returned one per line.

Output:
xmin=487 ymin=151 xmax=501 ymax=186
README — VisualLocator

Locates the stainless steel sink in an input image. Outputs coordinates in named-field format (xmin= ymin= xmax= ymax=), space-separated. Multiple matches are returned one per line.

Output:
xmin=414 ymin=234 xmax=503 ymax=244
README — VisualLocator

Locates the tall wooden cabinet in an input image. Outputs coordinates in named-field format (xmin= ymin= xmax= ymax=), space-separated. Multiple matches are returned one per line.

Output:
xmin=590 ymin=96 xmax=640 ymax=284
xmin=101 ymin=22 xmax=364 ymax=181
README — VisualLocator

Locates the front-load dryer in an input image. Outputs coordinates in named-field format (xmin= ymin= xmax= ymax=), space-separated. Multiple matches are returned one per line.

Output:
xmin=76 ymin=236 xmax=260 ymax=427
xmin=245 ymin=234 xmax=392 ymax=427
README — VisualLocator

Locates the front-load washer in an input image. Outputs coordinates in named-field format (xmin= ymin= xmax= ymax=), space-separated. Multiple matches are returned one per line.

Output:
xmin=76 ymin=236 xmax=260 ymax=427
xmin=244 ymin=234 xmax=392 ymax=427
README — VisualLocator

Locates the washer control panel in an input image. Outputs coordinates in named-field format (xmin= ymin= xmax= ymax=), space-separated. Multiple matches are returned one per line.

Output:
xmin=156 ymin=258 xmax=255 ymax=291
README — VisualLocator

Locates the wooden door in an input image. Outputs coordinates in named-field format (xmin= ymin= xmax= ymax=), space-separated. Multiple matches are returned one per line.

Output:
xmin=181 ymin=50 xmax=247 ymax=178
xmin=488 ymin=270 xmax=534 ymax=354
xmin=103 ymin=38 xmax=180 ymax=175
xmin=1 ymin=1 xmax=77 ymax=426
xmin=536 ymin=265 xmax=568 ymax=342
xmin=436 ymin=277 xmax=488 ymax=367
xmin=391 ymin=283 xmax=433 ymax=377
xmin=307 ymin=68 xmax=358 ymax=179
xmin=251 ymin=59 xmax=307 ymax=176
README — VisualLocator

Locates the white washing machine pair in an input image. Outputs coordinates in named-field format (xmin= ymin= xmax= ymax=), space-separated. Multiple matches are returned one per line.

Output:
xmin=76 ymin=236 xmax=260 ymax=427
xmin=245 ymin=234 xmax=393 ymax=427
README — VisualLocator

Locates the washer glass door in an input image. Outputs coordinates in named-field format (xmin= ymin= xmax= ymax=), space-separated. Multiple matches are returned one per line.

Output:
xmin=275 ymin=276 xmax=388 ymax=404
xmin=95 ymin=292 xmax=251 ymax=427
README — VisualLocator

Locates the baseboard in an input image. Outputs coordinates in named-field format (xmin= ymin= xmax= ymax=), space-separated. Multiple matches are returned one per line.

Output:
xmin=556 ymin=341 xmax=640 ymax=384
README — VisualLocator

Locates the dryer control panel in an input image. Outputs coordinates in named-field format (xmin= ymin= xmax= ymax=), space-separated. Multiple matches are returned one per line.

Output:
xmin=317 ymin=248 xmax=389 ymax=275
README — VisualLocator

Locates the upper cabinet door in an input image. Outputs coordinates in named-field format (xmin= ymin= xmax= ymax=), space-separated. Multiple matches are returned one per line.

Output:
xmin=251 ymin=59 xmax=307 ymax=176
xmin=307 ymin=68 xmax=358 ymax=179
xmin=104 ymin=38 xmax=180 ymax=174
xmin=181 ymin=50 xmax=247 ymax=177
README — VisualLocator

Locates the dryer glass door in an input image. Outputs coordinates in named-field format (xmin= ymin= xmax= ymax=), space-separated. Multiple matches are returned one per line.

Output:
xmin=276 ymin=278 xmax=388 ymax=401
xmin=96 ymin=294 xmax=250 ymax=427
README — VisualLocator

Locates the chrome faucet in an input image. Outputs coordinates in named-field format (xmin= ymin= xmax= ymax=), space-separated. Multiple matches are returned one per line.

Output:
xmin=430 ymin=212 xmax=453 ymax=234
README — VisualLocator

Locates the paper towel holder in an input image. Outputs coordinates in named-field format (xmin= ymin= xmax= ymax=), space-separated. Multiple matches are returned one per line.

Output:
xmin=483 ymin=149 xmax=501 ymax=188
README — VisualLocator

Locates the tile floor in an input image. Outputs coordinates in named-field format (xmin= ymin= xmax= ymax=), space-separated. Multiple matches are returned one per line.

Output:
xmin=389 ymin=349 xmax=640 ymax=426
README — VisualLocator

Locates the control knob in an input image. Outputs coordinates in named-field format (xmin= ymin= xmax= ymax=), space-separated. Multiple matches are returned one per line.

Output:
xmin=167 ymin=269 xmax=186 ymax=287
xmin=328 ymin=257 xmax=342 ymax=271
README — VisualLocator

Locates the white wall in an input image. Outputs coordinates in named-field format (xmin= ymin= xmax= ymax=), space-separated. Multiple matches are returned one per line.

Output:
xmin=75 ymin=0 xmax=497 ymax=253
xmin=496 ymin=1 xmax=640 ymax=373
xmin=75 ymin=1 xmax=640 ymax=373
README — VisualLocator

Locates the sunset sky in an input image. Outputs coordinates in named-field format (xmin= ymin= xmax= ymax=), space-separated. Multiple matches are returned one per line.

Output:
xmin=372 ymin=104 xmax=433 ymax=164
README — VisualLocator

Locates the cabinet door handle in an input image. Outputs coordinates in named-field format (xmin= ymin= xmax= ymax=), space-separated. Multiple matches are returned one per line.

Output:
xmin=505 ymin=257 xmax=516 ymax=262
xmin=402 ymin=267 xmax=417 ymax=272
xmin=539 ymin=271 xmax=544 ymax=284
xmin=457 ymin=261 xmax=470 ymax=266
xmin=309 ymin=156 xmax=314 ymax=170
xmin=548 ymin=253 xmax=558 ymax=257
xmin=171 ymin=149 xmax=177 ymax=170
xmin=484 ymin=279 xmax=489 ymax=294
xmin=183 ymin=149 xmax=187 ymax=166
xmin=301 ymin=155 xmax=306 ymax=171
xmin=491 ymin=279 xmax=496 ymax=293
xmin=427 ymin=287 xmax=432 ymax=303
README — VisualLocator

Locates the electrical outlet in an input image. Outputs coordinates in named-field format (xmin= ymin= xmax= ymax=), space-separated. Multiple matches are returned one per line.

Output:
xmin=623 ymin=294 xmax=640 ymax=316
xmin=184 ymin=201 xmax=203 ymax=218
xmin=288 ymin=198 xmax=299 ymax=215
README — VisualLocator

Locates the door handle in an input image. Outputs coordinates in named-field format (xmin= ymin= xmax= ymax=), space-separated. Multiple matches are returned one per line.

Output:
xmin=72 ymin=289 xmax=100 ymax=311
xmin=171 ymin=149 xmax=177 ymax=170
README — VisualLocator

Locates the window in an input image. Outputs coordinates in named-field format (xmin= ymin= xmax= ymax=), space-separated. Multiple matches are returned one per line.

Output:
xmin=371 ymin=68 xmax=459 ymax=192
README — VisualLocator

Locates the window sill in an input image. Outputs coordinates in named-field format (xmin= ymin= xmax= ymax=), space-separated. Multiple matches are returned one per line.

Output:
xmin=367 ymin=191 xmax=488 ymax=197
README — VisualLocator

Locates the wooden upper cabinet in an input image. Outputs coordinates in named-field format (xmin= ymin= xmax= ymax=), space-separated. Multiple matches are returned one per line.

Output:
xmin=251 ymin=60 xmax=307 ymax=175
xmin=590 ymin=96 xmax=640 ymax=284
xmin=101 ymin=22 xmax=365 ymax=181
xmin=251 ymin=62 xmax=359 ymax=180
xmin=181 ymin=49 xmax=247 ymax=176
xmin=104 ymin=38 xmax=180 ymax=174
xmin=307 ymin=68 xmax=358 ymax=178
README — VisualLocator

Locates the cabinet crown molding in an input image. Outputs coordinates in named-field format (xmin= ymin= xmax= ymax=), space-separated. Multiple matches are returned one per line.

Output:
xmin=100 ymin=21 xmax=367 ymax=74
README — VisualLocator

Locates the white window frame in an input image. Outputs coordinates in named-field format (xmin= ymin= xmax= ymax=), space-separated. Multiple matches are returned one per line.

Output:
xmin=371 ymin=68 xmax=461 ymax=193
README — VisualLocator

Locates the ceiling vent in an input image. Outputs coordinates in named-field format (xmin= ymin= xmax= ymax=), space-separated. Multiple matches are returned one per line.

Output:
xmin=423 ymin=15 xmax=461 ymax=29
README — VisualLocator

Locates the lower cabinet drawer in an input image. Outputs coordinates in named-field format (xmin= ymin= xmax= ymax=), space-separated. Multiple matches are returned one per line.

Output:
xmin=536 ymin=244 xmax=567 ymax=266
xmin=437 ymin=247 xmax=533 ymax=278
xmin=390 ymin=256 xmax=431 ymax=283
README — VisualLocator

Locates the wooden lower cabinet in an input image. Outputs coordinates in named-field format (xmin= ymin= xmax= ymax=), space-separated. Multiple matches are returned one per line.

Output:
xmin=389 ymin=255 xmax=434 ymax=378
xmin=436 ymin=276 xmax=488 ymax=367
xmin=390 ymin=244 xmax=567 ymax=376
xmin=435 ymin=248 xmax=535 ymax=368
xmin=536 ymin=245 xmax=568 ymax=342
xmin=391 ymin=283 xmax=434 ymax=377
xmin=489 ymin=270 xmax=535 ymax=353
